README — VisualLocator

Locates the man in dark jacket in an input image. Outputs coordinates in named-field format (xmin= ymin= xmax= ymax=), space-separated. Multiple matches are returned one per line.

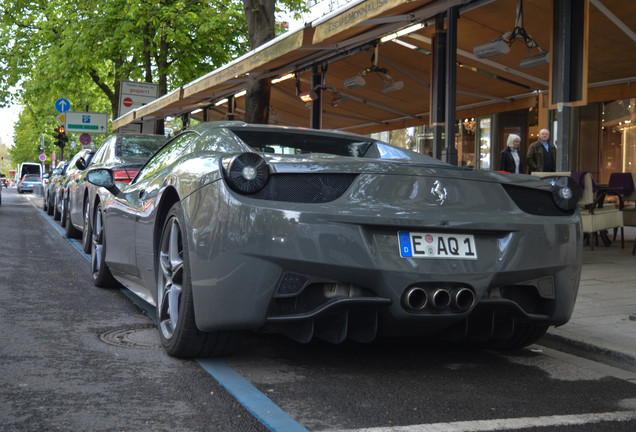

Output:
xmin=526 ymin=129 xmax=557 ymax=173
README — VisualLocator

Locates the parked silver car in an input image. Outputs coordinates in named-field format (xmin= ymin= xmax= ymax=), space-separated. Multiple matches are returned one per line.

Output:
xmin=17 ymin=174 xmax=41 ymax=193
xmin=64 ymin=133 xmax=167 ymax=251
xmin=86 ymin=121 xmax=583 ymax=358
xmin=43 ymin=161 xmax=68 ymax=215
xmin=54 ymin=149 xmax=95 ymax=224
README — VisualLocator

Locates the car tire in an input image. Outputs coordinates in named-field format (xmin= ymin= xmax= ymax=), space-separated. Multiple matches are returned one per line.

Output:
xmin=81 ymin=199 xmax=93 ymax=253
xmin=60 ymin=197 xmax=68 ymax=227
xmin=47 ymin=193 xmax=54 ymax=215
xmin=65 ymin=197 xmax=81 ymax=238
xmin=92 ymin=202 xmax=117 ymax=288
xmin=43 ymin=193 xmax=48 ymax=211
xmin=157 ymin=203 xmax=243 ymax=358
xmin=53 ymin=194 xmax=61 ymax=220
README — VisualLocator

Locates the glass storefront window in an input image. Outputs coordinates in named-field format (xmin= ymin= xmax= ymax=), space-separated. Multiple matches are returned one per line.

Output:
xmin=459 ymin=119 xmax=476 ymax=167
xmin=477 ymin=117 xmax=491 ymax=170
xmin=601 ymin=98 xmax=636 ymax=182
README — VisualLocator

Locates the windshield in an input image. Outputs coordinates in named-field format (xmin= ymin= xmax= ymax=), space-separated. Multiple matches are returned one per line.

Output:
xmin=117 ymin=136 xmax=167 ymax=162
xmin=24 ymin=175 xmax=40 ymax=181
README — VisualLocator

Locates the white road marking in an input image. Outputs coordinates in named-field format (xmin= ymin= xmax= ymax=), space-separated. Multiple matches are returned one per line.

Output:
xmin=329 ymin=410 xmax=636 ymax=432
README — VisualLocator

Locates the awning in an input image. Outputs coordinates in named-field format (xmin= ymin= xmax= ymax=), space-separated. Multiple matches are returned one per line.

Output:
xmin=111 ymin=0 xmax=636 ymax=135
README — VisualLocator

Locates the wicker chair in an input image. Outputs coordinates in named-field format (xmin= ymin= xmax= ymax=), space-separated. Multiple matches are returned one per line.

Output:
xmin=532 ymin=171 xmax=624 ymax=250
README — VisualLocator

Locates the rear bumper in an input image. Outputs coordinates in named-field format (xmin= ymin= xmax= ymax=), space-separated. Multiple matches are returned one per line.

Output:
xmin=184 ymin=184 xmax=582 ymax=339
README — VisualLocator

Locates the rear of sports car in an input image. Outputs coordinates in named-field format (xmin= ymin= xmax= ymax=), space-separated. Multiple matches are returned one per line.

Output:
xmin=183 ymin=148 xmax=582 ymax=349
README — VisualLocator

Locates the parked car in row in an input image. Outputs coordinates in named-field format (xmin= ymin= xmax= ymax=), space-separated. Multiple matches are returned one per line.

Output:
xmin=43 ymin=161 xmax=68 ymax=215
xmin=64 ymin=133 xmax=167 ymax=252
xmin=85 ymin=121 xmax=583 ymax=358
xmin=55 ymin=149 xmax=95 ymax=224
xmin=17 ymin=174 xmax=41 ymax=193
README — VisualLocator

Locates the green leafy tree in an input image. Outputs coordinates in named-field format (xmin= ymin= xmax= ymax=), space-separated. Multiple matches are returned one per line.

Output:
xmin=1 ymin=0 xmax=306 ymax=162
xmin=243 ymin=0 xmax=305 ymax=123
xmin=1 ymin=0 xmax=248 ymax=162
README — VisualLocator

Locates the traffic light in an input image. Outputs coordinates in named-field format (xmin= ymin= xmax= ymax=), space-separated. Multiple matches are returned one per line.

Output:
xmin=54 ymin=126 xmax=68 ymax=148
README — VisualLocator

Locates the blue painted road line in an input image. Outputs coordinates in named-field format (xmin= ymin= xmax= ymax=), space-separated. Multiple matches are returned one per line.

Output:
xmin=38 ymin=200 xmax=307 ymax=432
xmin=198 ymin=358 xmax=310 ymax=432
xmin=41 ymin=211 xmax=92 ymax=261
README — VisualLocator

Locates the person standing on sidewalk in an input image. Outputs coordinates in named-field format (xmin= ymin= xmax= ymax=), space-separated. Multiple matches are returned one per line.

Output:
xmin=526 ymin=129 xmax=556 ymax=173
xmin=499 ymin=134 xmax=523 ymax=174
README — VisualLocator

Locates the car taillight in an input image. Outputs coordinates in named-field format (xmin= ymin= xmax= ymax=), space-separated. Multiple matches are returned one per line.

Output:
xmin=112 ymin=170 xmax=138 ymax=183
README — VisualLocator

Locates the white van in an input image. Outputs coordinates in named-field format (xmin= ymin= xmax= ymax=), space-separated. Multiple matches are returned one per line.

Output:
xmin=17 ymin=162 xmax=43 ymax=182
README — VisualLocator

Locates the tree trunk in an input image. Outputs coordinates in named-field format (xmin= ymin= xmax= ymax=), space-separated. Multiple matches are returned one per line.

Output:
xmin=243 ymin=0 xmax=275 ymax=124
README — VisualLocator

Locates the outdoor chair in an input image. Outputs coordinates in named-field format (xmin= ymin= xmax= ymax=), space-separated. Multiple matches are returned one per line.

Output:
xmin=609 ymin=172 xmax=636 ymax=255
xmin=532 ymin=171 xmax=624 ymax=250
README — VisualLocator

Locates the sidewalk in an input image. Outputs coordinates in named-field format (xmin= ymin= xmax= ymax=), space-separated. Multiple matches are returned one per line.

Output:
xmin=544 ymin=226 xmax=636 ymax=367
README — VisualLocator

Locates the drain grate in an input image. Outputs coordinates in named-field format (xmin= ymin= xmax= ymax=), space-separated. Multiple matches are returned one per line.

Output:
xmin=100 ymin=324 xmax=162 ymax=350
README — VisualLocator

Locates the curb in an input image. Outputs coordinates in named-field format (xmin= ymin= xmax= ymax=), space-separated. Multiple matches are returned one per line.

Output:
xmin=541 ymin=332 xmax=636 ymax=370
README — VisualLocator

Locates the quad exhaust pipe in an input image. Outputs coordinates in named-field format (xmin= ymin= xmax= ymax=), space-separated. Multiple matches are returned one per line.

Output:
xmin=403 ymin=287 xmax=428 ymax=310
xmin=403 ymin=286 xmax=475 ymax=312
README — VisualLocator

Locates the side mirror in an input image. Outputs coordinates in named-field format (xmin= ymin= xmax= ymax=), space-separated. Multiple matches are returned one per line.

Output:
xmin=76 ymin=157 xmax=87 ymax=170
xmin=87 ymin=168 xmax=120 ymax=195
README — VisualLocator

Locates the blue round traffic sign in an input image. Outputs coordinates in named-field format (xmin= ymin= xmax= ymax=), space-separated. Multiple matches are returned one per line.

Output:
xmin=55 ymin=98 xmax=70 ymax=113
xmin=79 ymin=133 xmax=92 ymax=146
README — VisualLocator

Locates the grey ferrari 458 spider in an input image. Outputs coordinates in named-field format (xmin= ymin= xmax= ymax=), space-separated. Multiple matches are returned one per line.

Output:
xmin=86 ymin=121 xmax=582 ymax=358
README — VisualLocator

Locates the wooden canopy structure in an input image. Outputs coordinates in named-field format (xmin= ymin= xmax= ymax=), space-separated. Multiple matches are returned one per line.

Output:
xmin=112 ymin=0 xmax=636 ymax=136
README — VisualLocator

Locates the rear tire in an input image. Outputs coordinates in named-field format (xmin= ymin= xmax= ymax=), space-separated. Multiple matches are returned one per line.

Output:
xmin=92 ymin=203 xmax=117 ymax=288
xmin=53 ymin=194 xmax=61 ymax=220
xmin=65 ymin=197 xmax=81 ymax=238
xmin=81 ymin=199 xmax=93 ymax=253
xmin=47 ymin=192 xmax=54 ymax=215
xmin=156 ymin=203 xmax=243 ymax=358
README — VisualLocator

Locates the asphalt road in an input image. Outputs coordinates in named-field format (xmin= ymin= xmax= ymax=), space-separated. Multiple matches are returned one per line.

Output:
xmin=1 ymin=187 xmax=636 ymax=432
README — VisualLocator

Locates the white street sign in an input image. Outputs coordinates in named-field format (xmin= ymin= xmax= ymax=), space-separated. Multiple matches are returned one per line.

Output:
xmin=119 ymin=81 xmax=159 ymax=117
xmin=65 ymin=112 xmax=109 ymax=134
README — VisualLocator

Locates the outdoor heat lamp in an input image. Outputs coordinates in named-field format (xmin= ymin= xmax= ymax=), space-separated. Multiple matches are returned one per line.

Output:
xmin=473 ymin=40 xmax=511 ymax=59
xmin=298 ymin=90 xmax=318 ymax=103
